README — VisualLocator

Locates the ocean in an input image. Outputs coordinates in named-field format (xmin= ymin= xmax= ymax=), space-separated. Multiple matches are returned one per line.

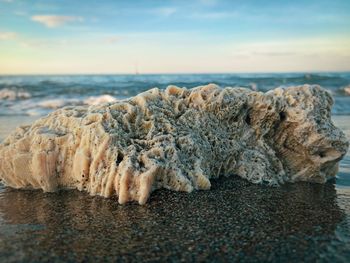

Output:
xmin=0 ymin=73 xmax=350 ymax=261
xmin=1 ymin=73 xmax=350 ymax=117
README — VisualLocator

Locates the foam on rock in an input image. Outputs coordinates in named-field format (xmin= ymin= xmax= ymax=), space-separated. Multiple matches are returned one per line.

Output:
xmin=0 ymin=84 xmax=348 ymax=204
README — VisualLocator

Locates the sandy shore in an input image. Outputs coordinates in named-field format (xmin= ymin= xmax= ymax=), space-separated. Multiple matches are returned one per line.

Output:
xmin=0 ymin=175 xmax=349 ymax=262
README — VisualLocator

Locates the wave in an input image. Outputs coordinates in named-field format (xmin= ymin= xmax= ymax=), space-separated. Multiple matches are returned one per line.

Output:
xmin=1 ymin=73 xmax=349 ymax=96
xmin=0 ymin=88 xmax=31 ymax=100
xmin=84 ymin=94 xmax=117 ymax=105
xmin=37 ymin=98 xmax=81 ymax=109
xmin=343 ymin=85 xmax=350 ymax=96
xmin=33 ymin=95 xmax=118 ymax=110
xmin=1 ymin=73 xmax=350 ymax=116
xmin=0 ymin=94 xmax=119 ymax=117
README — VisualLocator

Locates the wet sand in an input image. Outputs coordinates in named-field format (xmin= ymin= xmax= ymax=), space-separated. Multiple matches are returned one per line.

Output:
xmin=0 ymin=115 xmax=349 ymax=262
xmin=1 ymin=177 xmax=349 ymax=262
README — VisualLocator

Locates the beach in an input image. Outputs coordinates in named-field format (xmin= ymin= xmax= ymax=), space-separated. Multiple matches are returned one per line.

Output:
xmin=0 ymin=114 xmax=349 ymax=261
xmin=2 ymin=0 xmax=350 ymax=259
xmin=0 ymin=74 xmax=350 ymax=261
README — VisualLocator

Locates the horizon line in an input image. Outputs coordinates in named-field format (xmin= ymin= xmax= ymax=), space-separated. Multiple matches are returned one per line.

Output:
xmin=1 ymin=70 xmax=350 ymax=76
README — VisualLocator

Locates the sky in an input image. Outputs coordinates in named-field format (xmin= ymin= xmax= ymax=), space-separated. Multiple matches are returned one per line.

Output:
xmin=0 ymin=0 xmax=349 ymax=74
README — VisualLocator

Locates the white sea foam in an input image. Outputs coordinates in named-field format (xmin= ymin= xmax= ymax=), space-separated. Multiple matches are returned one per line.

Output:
xmin=37 ymin=95 xmax=117 ymax=109
xmin=249 ymin=82 xmax=258 ymax=91
xmin=344 ymin=86 xmax=350 ymax=95
xmin=84 ymin=94 xmax=117 ymax=105
xmin=26 ymin=109 xmax=51 ymax=116
xmin=38 ymin=98 xmax=81 ymax=109
xmin=12 ymin=95 xmax=118 ymax=116
xmin=0 ymin=88 xmax=31 ymax=100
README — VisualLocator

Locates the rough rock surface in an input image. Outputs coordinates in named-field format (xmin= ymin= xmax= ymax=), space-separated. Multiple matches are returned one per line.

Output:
xmin=0 ymin=84 xmax=348 ymax=204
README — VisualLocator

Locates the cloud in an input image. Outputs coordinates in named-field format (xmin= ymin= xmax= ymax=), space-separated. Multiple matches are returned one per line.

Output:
xmin=228 ymin=38 xmax=350 ymax=62
xmin=31 ymin=15 xmax=83 ymax=28
xmin=19 ymin=38 xmax=73 ymax=49
xmin=0 ymin=32 xmax=17 ymax=40
xmin=251 ymin=51 xmax=296 ymax=57
xmin=230 ymin=46 xmax=299 ymax=59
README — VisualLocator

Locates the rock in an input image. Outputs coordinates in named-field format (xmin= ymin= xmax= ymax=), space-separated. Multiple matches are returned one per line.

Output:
xmin=0 ymin=84 xmax=348 ymax=204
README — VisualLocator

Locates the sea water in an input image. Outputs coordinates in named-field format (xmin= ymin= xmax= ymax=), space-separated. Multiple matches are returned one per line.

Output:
xmin=0 ymin=73 xmax=350 ymax=117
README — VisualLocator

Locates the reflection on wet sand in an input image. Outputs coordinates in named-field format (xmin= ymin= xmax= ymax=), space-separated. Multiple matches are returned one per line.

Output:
xmin=0 ymin=177 xmax=348 ymax=262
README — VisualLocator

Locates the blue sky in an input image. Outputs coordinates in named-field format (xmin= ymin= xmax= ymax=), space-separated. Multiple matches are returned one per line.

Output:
xmin=0 ymin=0 xmax=349 ymax=74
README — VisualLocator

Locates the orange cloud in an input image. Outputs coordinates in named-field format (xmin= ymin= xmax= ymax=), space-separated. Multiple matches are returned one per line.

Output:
xmin=31 ymin=15 xmax=83 ymax=28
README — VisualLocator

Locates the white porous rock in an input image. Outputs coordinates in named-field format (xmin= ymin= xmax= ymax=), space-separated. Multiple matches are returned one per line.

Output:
xmin=0 ymin=84 xmax=348 ymax=204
